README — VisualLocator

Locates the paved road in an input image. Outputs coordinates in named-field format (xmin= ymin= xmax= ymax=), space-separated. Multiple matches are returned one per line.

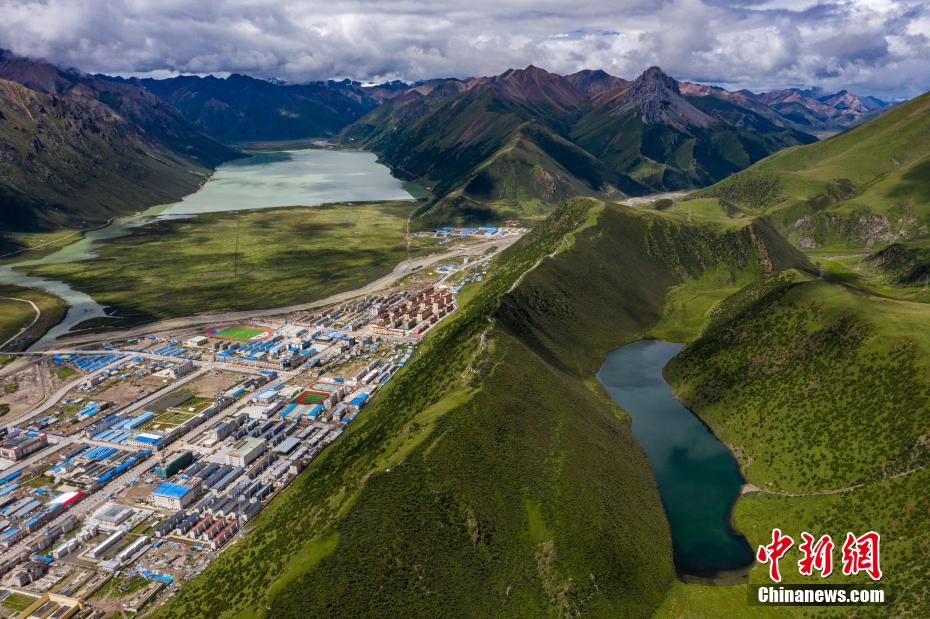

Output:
xmin=36 ymin=236 xmax=519 ymax=351
xmin=0 ymin=297 xmax=40 ymax=350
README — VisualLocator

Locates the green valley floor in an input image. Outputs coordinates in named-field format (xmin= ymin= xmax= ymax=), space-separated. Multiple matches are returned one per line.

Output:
xmin=16 ymin=201 xmax=420 ymax=329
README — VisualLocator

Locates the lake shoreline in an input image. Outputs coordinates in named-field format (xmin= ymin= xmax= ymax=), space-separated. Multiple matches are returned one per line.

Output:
xmin=597 ymin=339 xmax=755 ymax=580
xmin=0 ymin=148 xmax=415 ymax=347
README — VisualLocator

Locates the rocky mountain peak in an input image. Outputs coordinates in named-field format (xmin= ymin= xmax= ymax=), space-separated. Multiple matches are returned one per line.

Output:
xmin=636 ymin=66 xmax=680 ymax=93
xmin=618 ymin=65 xmax=713 ymax=129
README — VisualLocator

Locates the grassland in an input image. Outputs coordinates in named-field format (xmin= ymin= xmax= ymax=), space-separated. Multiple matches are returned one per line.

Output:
xmin=0 ymin=227 xmax=83 ymax=263
xmin=151 ymin=198 xmax=808 ymax=618
xmin=0 ymin=283 xmax=68 ymax=359
xmin=661 ymin=267 xmax=930 ymax=617
xmin=18 ymin=202 xmax=416 ymax=328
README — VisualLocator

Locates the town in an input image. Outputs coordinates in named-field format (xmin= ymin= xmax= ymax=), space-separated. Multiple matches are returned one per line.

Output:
xmin=0 ymin=229 xmax=518 ymax=617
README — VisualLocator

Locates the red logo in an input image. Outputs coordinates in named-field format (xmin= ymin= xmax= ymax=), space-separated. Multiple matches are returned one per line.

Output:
xmin=841 ymin=531 xmax=882 ymax=581
xmin=758 ymin=529 xmax=883 ymax=582
xmin=757 ymin=528 xmax=794 ymax=582
xmin=798 ymin=532 xmax=834 ymax=577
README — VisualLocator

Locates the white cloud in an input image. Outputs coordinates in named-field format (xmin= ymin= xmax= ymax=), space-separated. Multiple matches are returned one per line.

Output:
xmin=0 ymin=0 xmax=927 ymax=98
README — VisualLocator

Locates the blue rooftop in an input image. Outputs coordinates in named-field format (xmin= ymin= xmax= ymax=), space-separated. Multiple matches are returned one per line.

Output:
xmin=133 ymin=435 xmax=163 ymax=445
xmin=152 ymin=482 xmax=193 ymax=498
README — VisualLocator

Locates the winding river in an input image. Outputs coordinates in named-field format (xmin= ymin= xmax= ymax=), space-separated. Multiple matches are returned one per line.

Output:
xmin=597 ymin=339 xmax=754 ymax=577
xmin=0 ymin=149 xmax=412 ymax=346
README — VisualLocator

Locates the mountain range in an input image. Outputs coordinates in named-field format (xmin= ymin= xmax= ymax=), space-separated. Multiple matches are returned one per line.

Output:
xmin=121 ymin=75 xmax=385 ymax=142
xmin=341 ymin=65 xmax=824 ymax=225
xmin=0 ymin=48 xmax=894 ymax=237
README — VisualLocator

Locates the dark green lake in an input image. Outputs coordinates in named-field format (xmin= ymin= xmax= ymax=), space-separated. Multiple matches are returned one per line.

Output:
xmin=597 ymin=339 xmax=754 ymax=576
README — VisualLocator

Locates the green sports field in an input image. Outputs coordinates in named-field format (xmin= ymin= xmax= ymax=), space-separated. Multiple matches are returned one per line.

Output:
xmin=295 ymin=391 xmax=328 ymax=405
xmin=211 ymin=325 xmax=269 ymax=341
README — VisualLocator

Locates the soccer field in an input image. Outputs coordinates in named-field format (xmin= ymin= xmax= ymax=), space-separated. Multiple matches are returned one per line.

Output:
xmin=295 ymin=391 xmax=328 ymax=405
xmin=210 ymin=325 xmax=271 ymax=341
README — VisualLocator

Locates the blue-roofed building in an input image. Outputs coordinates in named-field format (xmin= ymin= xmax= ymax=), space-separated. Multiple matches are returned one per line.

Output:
xmin=151 ymin=481 xmax=200 ymax=510
xmin=348 ymin=392 xmax=369 ymax=410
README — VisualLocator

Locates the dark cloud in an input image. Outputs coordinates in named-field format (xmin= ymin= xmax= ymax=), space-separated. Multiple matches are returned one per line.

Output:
xmin=0 ymin=0 xmax=926 ymax=98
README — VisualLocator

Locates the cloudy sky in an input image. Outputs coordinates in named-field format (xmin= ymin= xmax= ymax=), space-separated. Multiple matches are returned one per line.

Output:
xmin=1 ymin=0 xmax=928 ymax=98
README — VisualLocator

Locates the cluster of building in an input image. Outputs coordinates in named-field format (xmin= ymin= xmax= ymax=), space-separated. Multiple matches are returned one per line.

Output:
xmin=0 ymin=280 xmax=464 ymax=614
xmin=430 ymin=225 xmax=521 ymax=238
xmin=370 ymin=286 xmax=455 ymax=337
xmin=140 ymin=411 xmax=345 ymax=554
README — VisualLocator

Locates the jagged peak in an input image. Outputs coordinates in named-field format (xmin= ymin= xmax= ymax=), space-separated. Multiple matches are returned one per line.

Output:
xmin=633 ymin=66 xmax=679 ymax=93
xmin=614 ymin=66 xmax=714 ymax=130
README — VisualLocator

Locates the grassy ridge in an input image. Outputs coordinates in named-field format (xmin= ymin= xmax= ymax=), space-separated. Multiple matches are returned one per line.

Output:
xmin=663 ymin=271 xmax=930 ymax=617
xmin=153 ymin=198 xmax=806 ymax=617
xmin=266 ymin=330 xmax=674 ymax=617
xmin=21 ymin=202 xmax=415 ymax=328
xmin=496 ymin=205 xmax=808 ymax=375
xmin=697 ymin=91 xmax=930 ymax=248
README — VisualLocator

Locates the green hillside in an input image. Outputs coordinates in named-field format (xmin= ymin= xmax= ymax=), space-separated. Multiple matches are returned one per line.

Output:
xmin=661 ymin=270 xmax=930 ymax=617
xmin=0 ymin=79 xmax=217 ymax=238
xmin=0 ymin=284 xmax=66 ymax=362
xmin=416 ymin=121 xmax=643 ymax=227
xmin=0 ymin=50 xmax=239 ymax=246
xmin=151 ymin=199 xmax=803 ymax=618
xmin=699 ymin=90 xmax=930 ymax=248
xmin=342 ymin=78 xmax=644 ymax=228
xmin=571 ymin=93 xmax=814 ymax=191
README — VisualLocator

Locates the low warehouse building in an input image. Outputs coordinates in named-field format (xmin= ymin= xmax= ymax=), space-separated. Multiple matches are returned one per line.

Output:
xmin=91 ymin=503 xmax=134 ymax=527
